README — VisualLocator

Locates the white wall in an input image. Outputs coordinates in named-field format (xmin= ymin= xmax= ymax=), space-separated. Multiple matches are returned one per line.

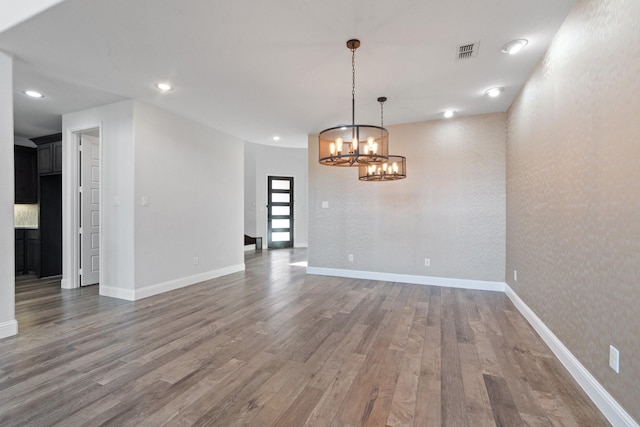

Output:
xmin=244 ymin=142 xmax=257 ymax=237
xmin=62 ymin=100 xmax=135 ymax=294
xmin=308 ymin=113 xmax=506 ymax=288
xmin=133 ymin=101 xmax=245 ymax=294
xmin=244 ymin=142 xmax=308 ymax=248
xmin=0 ymin=51 xmax=17 ymax=339
xmin=0 ymin=0 xmax=65 ymax=33
xmin=64 ymin=100 xmax=245 ymax=300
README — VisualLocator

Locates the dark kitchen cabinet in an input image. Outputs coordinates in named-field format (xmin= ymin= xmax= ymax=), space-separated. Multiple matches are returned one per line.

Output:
xmin=37 ymin=140 xmax=62 ymax=175
xmin=14 ymin=146 xmax=38 ymax=203
xmin=15 ymin=229 xmax=39 ymax=275
xmin=27 ymin=230 xmax=41 ymax=273
xmin=39 ymin=174 xmax=62 ymax=277
xmin=37 ymin=144 xmax=53 ymax=174
xmin=32 ymin=133 xmax=62 ymax=175
xmin=31 ymin=133 xmax=63 ymax=278
xmin=15 ymin=230 xmax=25 ymax=274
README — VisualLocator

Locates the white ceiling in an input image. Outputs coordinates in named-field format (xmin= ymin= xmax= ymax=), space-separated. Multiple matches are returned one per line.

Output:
xmin=0 ymin=0 xmax=576 ymax=148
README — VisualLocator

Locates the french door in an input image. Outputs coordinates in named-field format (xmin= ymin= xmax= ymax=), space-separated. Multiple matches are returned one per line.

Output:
xmin=267 ymin=176 xmax=294 ymax=248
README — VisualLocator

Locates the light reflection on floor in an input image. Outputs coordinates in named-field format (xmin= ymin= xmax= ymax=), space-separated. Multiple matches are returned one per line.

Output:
xmin=289 ymin=261 xmax=308 ymax=267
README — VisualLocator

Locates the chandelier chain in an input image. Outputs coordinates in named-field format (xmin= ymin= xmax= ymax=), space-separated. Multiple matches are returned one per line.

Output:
xmin=351 ymin=47 xmax=356 ymax=101
xmin=351 ymin=47 xmax=356 ymax=126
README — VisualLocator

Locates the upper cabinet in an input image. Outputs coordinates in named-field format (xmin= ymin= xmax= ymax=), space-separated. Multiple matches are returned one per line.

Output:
xmin=14 ymin=146 xmax=38 ymax=203
xmin=31 ymin=133 xmax=62 ymax=175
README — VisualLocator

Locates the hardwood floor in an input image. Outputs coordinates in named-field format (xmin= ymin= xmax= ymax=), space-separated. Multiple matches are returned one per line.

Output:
xmin=2 ymin=249 xmax=608 ymax=426
xmin=14 ymin=274 xmax=128 ymax=331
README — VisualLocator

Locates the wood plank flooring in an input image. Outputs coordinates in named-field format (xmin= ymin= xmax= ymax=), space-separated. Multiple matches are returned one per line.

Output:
xmin=2 ymin=249 xmax=609 ymax=426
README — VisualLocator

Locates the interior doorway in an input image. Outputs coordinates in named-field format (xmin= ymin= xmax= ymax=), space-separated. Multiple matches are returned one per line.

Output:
xmin=267 ymin=176 xmax=294 ymax=249
xmin=76 ymin=129 xmax=100 ymax=287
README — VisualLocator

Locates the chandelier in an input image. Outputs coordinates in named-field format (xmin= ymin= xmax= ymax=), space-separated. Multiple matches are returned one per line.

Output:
xmin=359 ymin=97 xmax=407 ymax=181
xmin=318 ymin=40 xmax=389 ymax=166
xmin=359 ymin=154 xmax=407 ymax=181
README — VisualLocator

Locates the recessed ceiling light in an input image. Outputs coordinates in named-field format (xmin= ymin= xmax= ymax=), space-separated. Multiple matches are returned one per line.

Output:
xmin=501 ymin=39 xmax=528 ymax=55
xmin=155 ymin=82 xmax=173 ymax=91
xmin=444 ymin=110 xmax=455 ymax=118
xmin=485 ymin=87 xmax=503 ymax=98
xmin=272 ymin=136 xmax=280 ymax=141
xmin=24 ymin=90 xmax=44 ymax=98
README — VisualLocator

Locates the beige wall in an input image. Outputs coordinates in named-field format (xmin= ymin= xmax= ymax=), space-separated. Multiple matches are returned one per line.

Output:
xmin=309 ymin=113 xmax=506 ymax=283
xmin=506 ymin=0 xmax=640 ymax=421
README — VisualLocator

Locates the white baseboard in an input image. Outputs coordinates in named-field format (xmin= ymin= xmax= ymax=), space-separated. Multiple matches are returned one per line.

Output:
xmin=505 ymin=285 xmax=638 ymax=427
xmin=0 ymin=320 xmax=18 ymax=339
xmin=99 ymin=264 xmax=246 ymax=301
xmin=100 ymin=285 xmax=136 ymax=301
xmin=306 ymin=267 xmax=505 ymax=292
xmin=133 ymin=264 xmax=245 ymax=301
xmin=244 ymin=244 xmax=309 ymax=250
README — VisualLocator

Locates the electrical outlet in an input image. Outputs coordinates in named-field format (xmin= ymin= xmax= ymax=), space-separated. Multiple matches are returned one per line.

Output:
xmin=348 ymin=254 xmax=353 ymax=262
xmin=514 ymin=270 xmax=518 ymax=281
xmin=609 ymin=345 xmax=620 ymax=373
xmin=193 ymin=256 xmax=199 ymax=265
xmin=424 ymin=258 xmax=430 ymax=267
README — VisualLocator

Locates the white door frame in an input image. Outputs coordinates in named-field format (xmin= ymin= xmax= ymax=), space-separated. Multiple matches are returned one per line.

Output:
xmin=61 ymin=123 xmax=103 ymax=289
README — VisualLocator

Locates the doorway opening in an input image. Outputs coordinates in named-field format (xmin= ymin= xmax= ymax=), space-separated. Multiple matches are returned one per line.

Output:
xmin=267 ymin=176 xmax=294 ymax=249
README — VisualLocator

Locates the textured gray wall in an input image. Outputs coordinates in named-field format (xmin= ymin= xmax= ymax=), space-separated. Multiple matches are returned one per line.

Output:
xmin=309 ymin=113 xmax=506 ymax=283
xmin=506 ymin=0 xmax=640 ymax=421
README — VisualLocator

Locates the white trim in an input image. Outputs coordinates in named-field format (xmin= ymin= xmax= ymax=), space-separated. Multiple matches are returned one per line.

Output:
xmin=99 ymin=285 xmax=136 ymax=301
xmin=0 ymin=320 xmax=18 ymax=339
xmin=306 ymin=267 xmax=505 ymax=292
xmin=244 ymin=244 xmax=256 ymax=252
xmin=294 ymin=242 xmax=308 ymax=248
xmin=505 ymin=285 xmax=639 ymax=427
xmin=134 ymin=264 xmax=245 ymax=300
xmin=100 ymin=264 xmax=246 ymax=301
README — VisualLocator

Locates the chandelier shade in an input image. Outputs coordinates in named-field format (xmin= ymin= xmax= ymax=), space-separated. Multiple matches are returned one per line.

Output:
xmin=358 ymin=155 xmax=407 ymax=181
xmin=318 ymin=124 xmax=389 ymax=166
xmin=318 ymin=39 xmax=389 ymax=167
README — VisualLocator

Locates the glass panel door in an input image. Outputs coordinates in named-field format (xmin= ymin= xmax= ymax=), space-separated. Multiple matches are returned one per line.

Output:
xmin=267 ymin=176 xmax=294 ymax=248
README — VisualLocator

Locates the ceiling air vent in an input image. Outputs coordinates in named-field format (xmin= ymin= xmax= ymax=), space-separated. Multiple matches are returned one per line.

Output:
xmin=457 ymin=41 xmax=480 ymax=60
